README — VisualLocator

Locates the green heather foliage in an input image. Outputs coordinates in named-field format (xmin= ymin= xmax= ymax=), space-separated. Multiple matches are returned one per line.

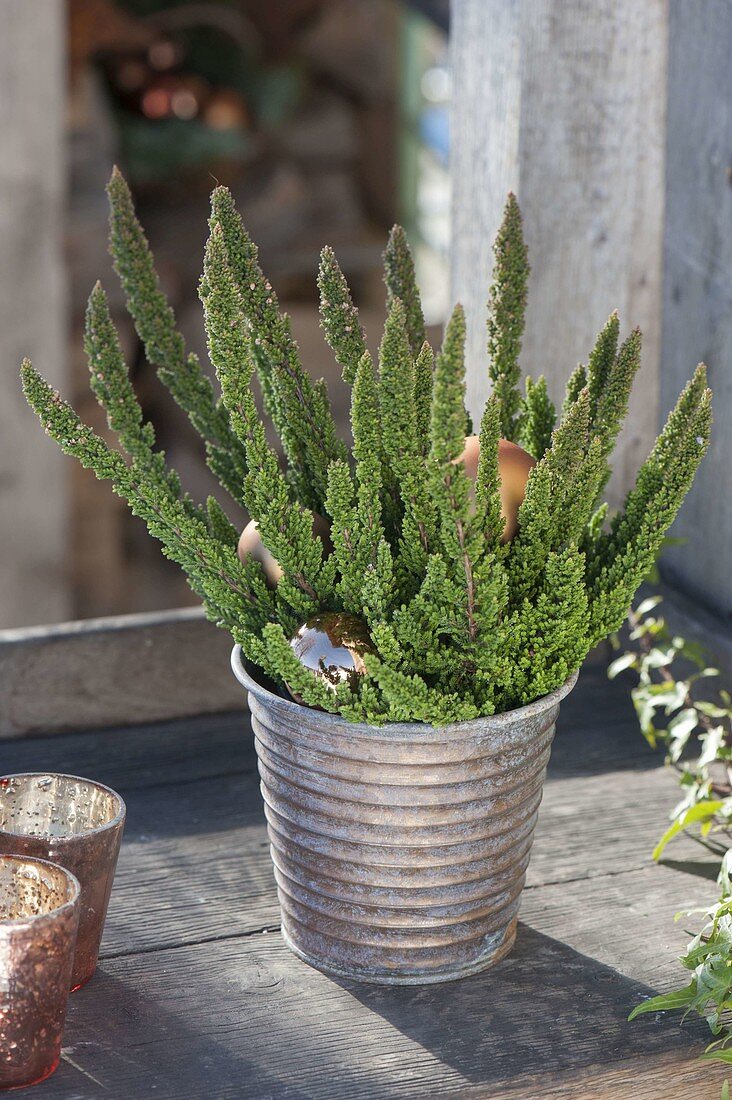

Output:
xmin=518 ymin=375 xmax=556 ymax=460
xmin=384 ymin=224 xmax=426 ymax=358
xmin=487 ymin=193 xmax=530 ymax=441
xmin=22 ymin=178 xmax=712 ymax=725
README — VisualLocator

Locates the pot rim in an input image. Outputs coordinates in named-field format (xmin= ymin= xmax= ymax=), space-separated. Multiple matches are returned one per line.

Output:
xmin=0 ymin=853 xmax=81 ymax=932
xmin=230 ymin=645 xmax=578 ymax=739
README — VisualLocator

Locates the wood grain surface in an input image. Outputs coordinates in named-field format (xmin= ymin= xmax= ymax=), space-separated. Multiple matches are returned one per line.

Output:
xmin=3 ymin=667 xmax=727 ymax=1098
xmin=658 ymin=1 xmax=732 ymax=616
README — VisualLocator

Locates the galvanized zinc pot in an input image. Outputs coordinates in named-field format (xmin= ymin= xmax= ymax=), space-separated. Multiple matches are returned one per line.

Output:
xmin=231 ymin=646 xmax=577 ymax=986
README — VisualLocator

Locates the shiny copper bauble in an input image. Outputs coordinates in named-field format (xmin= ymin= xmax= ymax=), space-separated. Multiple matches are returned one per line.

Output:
xmin=287 ymin=613 xmax=375 ymax=704
xmin=459 ymin=436 xmax=536 ymax=542
xmin=237 ymin=514 xmax=333 ymax=588
xmin=237 ymin=520 xmax=281 ymax=586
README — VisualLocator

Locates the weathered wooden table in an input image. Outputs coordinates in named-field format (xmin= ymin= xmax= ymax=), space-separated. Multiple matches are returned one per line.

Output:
xmin=1 ymin=623 xmax=728 ymax=1099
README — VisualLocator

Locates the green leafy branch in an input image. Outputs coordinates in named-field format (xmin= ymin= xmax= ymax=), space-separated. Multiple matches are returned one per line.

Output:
xmin=629 ymin=852 xmax=732 ymax=1075
xmin=614 ymin=595 xmax=732 ymax=1090
xmin=609 ymin=595 xmax=732 ymax=854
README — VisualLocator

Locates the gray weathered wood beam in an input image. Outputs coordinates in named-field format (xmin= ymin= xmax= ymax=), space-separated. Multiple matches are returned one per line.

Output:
xmin=0 ymin=608 xmax=244 ymax=739
xmin=0 ymin=0 xmax=70 ymax=627
xmin=658 ymin=2 xmax=732 ymax=615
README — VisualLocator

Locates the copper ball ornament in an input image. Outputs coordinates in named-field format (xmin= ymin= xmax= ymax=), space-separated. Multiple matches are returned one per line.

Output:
xmin=237 ymin=514 xmax=333 ymax=588
xmin=287 ymin=613 xmax=375 ymax=704
xmin=237 ymin=520 xmax=282 ymax=587
xmin=459 ymin=435 xmax=536 ymax=542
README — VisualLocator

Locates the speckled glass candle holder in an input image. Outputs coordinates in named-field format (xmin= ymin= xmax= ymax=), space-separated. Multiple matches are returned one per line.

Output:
xmin=0 ymin=854 xmax=80 ymax=1089
xmin=0 ymin=775 xmax=125 ymax=990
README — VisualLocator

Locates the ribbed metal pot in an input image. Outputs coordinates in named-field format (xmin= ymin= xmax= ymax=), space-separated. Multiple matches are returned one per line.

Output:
xmin=231 ymin=646 xmax=577 ymax=986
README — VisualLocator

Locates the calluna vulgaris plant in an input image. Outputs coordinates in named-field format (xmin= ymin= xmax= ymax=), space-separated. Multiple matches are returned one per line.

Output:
xmin=22 ymin=169 xmax=712 ymax=725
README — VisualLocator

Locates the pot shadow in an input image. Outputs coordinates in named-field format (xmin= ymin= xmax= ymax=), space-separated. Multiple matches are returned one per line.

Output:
xmin=548 ymin=667 xmax=656 ymax=779
xmin=327 ymin=922 xmax=710 ymax=1089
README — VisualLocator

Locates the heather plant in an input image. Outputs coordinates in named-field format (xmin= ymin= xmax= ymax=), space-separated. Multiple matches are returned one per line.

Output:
xmin=22 ymin=171 xmax=712 ymax=725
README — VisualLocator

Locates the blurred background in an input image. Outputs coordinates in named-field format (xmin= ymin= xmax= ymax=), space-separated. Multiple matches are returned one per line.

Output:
xmin=2 ymin=0 xmax=449 ymax=625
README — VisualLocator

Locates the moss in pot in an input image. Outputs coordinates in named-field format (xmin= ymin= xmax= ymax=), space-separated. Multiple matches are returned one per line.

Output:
xmin=21 ymin=172 xmax=711 ymax=982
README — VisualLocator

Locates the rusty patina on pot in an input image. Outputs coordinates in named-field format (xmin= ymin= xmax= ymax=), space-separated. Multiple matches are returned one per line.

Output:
xmin=231 ymin=647 xmax=577 ymax=986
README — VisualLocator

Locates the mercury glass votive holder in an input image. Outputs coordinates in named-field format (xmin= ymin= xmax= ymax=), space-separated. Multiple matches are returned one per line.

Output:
xmin=0 ymin=775 xmax=125 ymax=990
xmin=0 ymin=854 xmax=80 ymax=1089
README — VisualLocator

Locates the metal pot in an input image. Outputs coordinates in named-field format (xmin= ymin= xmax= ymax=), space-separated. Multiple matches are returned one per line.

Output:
xmin=231 ymin=646 xmax=577 ymax=985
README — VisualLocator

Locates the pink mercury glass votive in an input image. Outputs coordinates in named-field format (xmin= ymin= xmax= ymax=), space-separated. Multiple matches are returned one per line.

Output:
xmin=0 ymin=774 xmax=125 ymax=990
xmin=0 ymin=854 xmax=80 ymax=1089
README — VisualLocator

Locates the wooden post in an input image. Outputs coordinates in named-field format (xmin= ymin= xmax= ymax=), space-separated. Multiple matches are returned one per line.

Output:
xmin=658 ymin=3 xmax=732 ymax=615
xmin=450 ymin=0 xmax=666 ymax=512
xmin=0 ymin=0 xmax=70 ymax=627
xmin=451 ymin=0 xmax=732 ymax=615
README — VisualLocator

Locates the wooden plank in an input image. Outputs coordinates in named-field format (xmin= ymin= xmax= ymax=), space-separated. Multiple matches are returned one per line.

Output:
xmin=0 ymin=711 xmax=252 ymax=791
xmin=658 ymin=2 xmax=732 ymax=615
xmin=0 ymin=608 xmax=245 ymax=738
xmin=467 ymin=1053 xmax=727 ymax=1100
xmin=0 ymin=662 xmax=651 ymax=802
xmin=522 ymin=863 xmax=716 ymax=991
xmin=0 ymin=0 xmax=70 ymax=629
xmin=0 ymin=661 xmax=637 ymax=776
xmin=44 ymin=877 xmax=725 ymax=1099
xmin=450 ymin=0 xmax=665 ymax=512
xmin=449 ymin=0 xmax=520 ymax=413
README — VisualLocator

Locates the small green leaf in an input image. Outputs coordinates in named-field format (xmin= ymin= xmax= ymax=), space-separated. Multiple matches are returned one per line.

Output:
xmin=653 ymin=800 xmax=725 ymax=861
xmin=718 ymin=851 xmax=732 ymax=893
xmin=667 ymin=708 xmax=699 ymax=740
xmin=646 ymin=680 xmax=680 ymax=696
xmin=699 ymin=726 xmax=726 ymax=769
xmin=644 ymin=647 xmax=674 ymax=669
xmin=608 ymin=652 xmax=637 ymax=679
xmin=681 ymin=639 xmax=710 ymax=669
xmin=642 ymin=727 xmax=658 ymax=750
xmin=697 ymin=701 xmax=729 ymax=718
xmin=699 ymin=1051 xmax=732 ymax=1066
xmin=667 ymin=707 xmax=699 ymax=763
xmin=635 ymin=595 xmax=664 ymax=617
xmin=628 ymin=983 xmax=697 ymax=1020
